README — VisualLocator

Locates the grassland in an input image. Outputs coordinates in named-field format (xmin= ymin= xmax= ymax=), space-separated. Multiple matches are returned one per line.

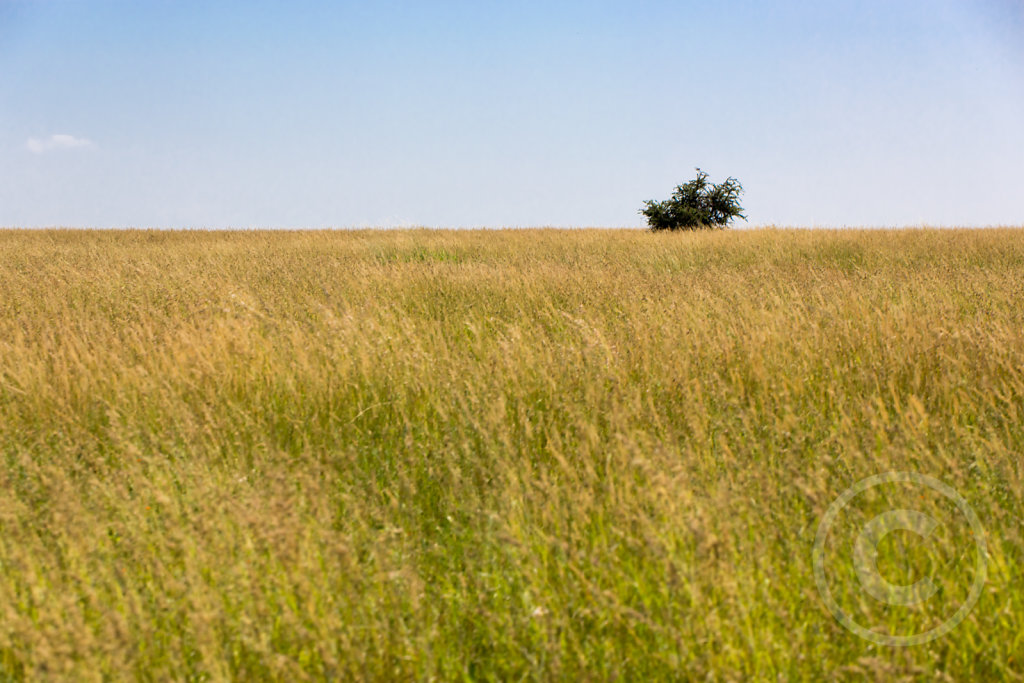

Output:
xmin=0 ymin=227 xmax=1022 ymax=680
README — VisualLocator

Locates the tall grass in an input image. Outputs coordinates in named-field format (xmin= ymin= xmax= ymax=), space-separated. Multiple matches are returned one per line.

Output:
xmin=0 ymin=228 xmax=1021 ymax=679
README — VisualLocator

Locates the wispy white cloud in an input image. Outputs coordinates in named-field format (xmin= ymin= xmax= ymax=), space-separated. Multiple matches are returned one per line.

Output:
xmin=26 ymin=134 xmax=95 ymax=154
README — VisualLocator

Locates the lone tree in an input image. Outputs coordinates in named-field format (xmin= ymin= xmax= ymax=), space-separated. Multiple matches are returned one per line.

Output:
xmin=641 ymin=169 xmax=746 ymax=231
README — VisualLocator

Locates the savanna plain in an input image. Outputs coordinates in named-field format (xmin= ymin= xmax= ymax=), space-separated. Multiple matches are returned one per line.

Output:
xmin=0 ymin=228 xmax=1022 ymax=680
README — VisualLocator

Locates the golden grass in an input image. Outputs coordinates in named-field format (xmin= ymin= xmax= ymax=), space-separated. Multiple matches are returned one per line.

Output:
xmin=0 ymin=227 xmax=1022 ymax=679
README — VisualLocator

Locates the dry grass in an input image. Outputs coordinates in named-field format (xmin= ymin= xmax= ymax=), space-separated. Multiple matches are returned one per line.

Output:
xmin=0 ymin=227 xmax=1022 ymax=680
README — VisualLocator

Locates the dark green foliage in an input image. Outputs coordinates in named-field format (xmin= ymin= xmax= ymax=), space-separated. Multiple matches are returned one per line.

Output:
xmin=641 ymin=169 xmax=746 ymax=231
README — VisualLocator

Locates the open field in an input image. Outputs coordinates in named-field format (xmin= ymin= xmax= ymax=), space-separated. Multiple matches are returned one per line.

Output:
xmin=0 ymin=227 xmax=1022 ymax=680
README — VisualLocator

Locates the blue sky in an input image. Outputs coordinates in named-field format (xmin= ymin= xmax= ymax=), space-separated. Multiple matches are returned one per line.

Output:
xmin=1 ymin=0 xmax=1022 ymax=228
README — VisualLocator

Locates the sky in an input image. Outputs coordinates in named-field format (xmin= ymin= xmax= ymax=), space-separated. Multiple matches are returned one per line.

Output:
xmin=1 ymin=0 xmax=1022 ymax=228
